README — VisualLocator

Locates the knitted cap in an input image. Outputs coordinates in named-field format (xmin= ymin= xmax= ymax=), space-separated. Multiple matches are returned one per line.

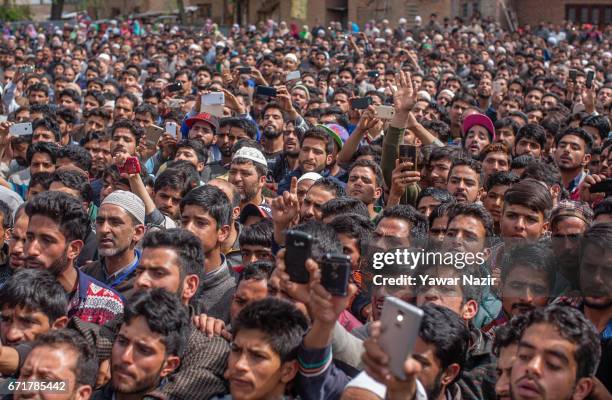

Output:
xmin=102 ymin=190 xmax=145 ymax=225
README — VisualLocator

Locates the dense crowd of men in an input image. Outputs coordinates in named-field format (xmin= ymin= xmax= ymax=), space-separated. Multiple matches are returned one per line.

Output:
xmin=0 ymin=11 xmax=610 ymax=400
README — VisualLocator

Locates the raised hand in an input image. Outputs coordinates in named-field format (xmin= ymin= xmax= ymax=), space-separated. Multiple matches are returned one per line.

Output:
xmin=271 ymin=176 xmax=300 ymax=226
xmin=391 ymin=70 xmax=416 ymax=116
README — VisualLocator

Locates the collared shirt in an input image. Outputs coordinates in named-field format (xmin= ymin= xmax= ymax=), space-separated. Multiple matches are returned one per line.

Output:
xmin=567 ymin=170 xmax=587 ymax=200
xmin=67 ymin=269 xmax=124 ymax=326
xmin=103 ymin=249 xmax=141 ymax=287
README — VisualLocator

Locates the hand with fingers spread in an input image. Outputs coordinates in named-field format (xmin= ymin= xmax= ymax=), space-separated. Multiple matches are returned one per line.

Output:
xmin=362 ymin=321 xmax=422 ymax=400
xmin=220 ymin=88 xmax=246 ymax=114
xmin=357 ymin=105 xmax=381 ymax=133
xmin=392 ymin=70 xmax=416 ymax=116
xmin=275 ymin=85 xmax=300 ymax=120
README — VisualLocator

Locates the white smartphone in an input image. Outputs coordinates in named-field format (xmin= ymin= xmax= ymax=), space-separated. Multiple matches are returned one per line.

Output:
xmin=9 ymin=122 xmax=33 ymax=137
xmin=0 ymin=115 xmax=7 ymax=123
xmin=201 ymin=104 xmax=224 ymax=118
xmin=492 ymin=80 xmax=503 ymax=94
xmin=374 ymin=105 xmax=396 ymax=120
xmin=378 ymin=296 xmax=423 ymax=380
xmin=201 ymin=92 xmax=225 ymax=106
xmin=165 ymin=121 xmax=178 ymax=138
xmin=286 ymin=70 xmax=301 ymax=82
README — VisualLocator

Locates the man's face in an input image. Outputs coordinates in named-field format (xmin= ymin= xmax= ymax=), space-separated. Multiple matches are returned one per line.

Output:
xmin=59 ymin=95 xmax=79 ymax=112
xmin=112 ymin=128 xmax=138 ymax=156
xmin=445 ymin=214 xmax=487 ymax=255
xmin=417 ymin=196 xmax=441 ymax=218
xmin=375 ymin=217 xmax=411 ymax=239
xmin=175 ymin=147 xmax=203 ymax=171
xmin=134 ymin=247 xmax=183 ymax=296
xmin=483 ymin=184 xmax=511 ymax=225
xmin=411 ymin=338 xmax=448 ymax=400
xmin=447 ymin=165 xmax=481 ymax=203
xmin=347 ymin=166 xmax=380 ymax=206
xmin=515 ymin=138 xmax=541 ymax=158
xmin=240 ymin=244 xmax=273 ymax=266
xmin=500 ymin=204 xmax=546 ymax=241
xmin=496 ymin=128 xmax=516 ymax=149
xmin=554 ymin=135 xmax=588 ymax=172
xmin=298 ymin=138 xmax=329 ymax=173
xmin=135 ymin=112 xmax=154 ymax=129
xmin=464 ymin=126 xmax=491 ymax=158
xmin=9 ymin=214 xmax=28 ymax=269
xmin=424 ymin=158 xmax=452 ymax=189
xmin=17 ymin=345 xmax=88 ymax=400
xmin=217 ymin=125 xmax=249 ymax=157
xmin=85 ymin=116 xmax=107 ymax=133
xmin=113 ymin=97 xmax=135 ymax=120
xmin=482 ymin=152 xmax=509 ymax=179
xmin=226 ymin=328 xmax=295 ymax=399
xmin=283 ymin=124 xmax=300 ymax=156
xmin=154 ymin=187 xmax=183 ymax=220
xmin=495 ymin=344 xmax=517 ymax=400
xmin=196 ymin=70 xmax=211 ymax=87
xmin=120 ymin=73 xmax=138 ymax=88
xmin=525 ymin=90 xmax=543 ymax=107
xmin=501 ymin=265 xmax=550 ymax=317
xmin=510 ymin=323 xmax=584 ymax=400
xmin=181 ymin=205 xmax=220 ymax=253
xmin=25 ymin=215 xmax=71 ymax=275
xmin=96 ymin=204 xmax=139 ymax=258
xmin=551 ymin=216 xmax=587 ymax=266
xmin=189 ymin=121 xmax=215 ymax=147
xmin=450 ymin=100 xmax=470 ymax=126
xmin=262 ymin=108 xmax=284 ymax=133
xmin=85 ymin=139 xmax=112 ymax=175
xmin=32 ymin=127 xmax=56 ymax=144
xmin=28 ymin=90 xmax=48 ymax=106
xmin=230 ymin=279 xmax=268 ymax=322
xmin=112 ymin=316 xmax=176 ymax=396
xmin=0 ymin=304 xmax=52 ymax=346
xmin=229 ymin=162 xmax=264 ymax=203
xmin=332 ymin=93 xmax=350 ymax=113
xmin=300 ymin=186 xmax=334 ymax=222
xmin=579 ymin=244 xmax=612 ymax=311
xmin=30 ymin=152 xmax=55 ymax=175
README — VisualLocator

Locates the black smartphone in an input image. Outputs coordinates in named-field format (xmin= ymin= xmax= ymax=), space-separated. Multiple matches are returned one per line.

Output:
xmin=586 ymin=70 xmax=595 ymax=89
xmin=285 ymin=230 xmax=313 ymax=284
xmin=238 ymin=67 xmax=251 ymax=74
xmin=589 ymin=178 xmax=612 ymax=196
xmin=255 ymin=85 xmax=277 ymax=98
xmin=569 ymin=69 xmax=577 ymax=82
xmin=367 ymin=71 xmax=380 ymax=78
xmin=399 ymin=144 xmax=418 ymax=170
xmin=350 ymin=97 xmax=373 ymax=110
xmin=320 ymin=253 xmax=351 ymax=296
xmin=167 ymin=81 xmax=183 ymax=93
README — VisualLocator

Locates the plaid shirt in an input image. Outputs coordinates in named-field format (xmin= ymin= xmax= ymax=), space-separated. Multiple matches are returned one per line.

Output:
xmin=457 ymin=327 xmax=498 ymax=400
xmin=67 ymin=269 xmax=124 ymax=326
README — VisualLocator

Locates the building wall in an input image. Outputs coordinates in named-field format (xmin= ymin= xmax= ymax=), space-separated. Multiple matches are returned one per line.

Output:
xmin=513 ymin=0 xmax=611 ymax=26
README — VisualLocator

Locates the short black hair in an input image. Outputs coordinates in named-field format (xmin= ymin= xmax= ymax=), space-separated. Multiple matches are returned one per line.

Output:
xmin=29 ymin=172 xmax=54 ymax=193
xmin=0 ymin=199 xmax=12 ymax=229
xmin=123 ymin=289 xmax=190 ymax=357
xmin=310 ymin=177 xmax=346 ymax=198
xmin=492 ymin=314 xmax=528 ymax=356
xmin=232 ymin=298 xmax=308 ymax=362
xmin=58 ymin=144 xmax=93 ymax=172
xmin=503 ymin=178 xmax=553 ymax=219
xmin=554 ymin=127 xmax=594 ymax=155
xmin=301 ymin=127 xmax=335 ymax=155
xmin=520 ymin=305 xmax=601 ymax=379
xmin=154 ymin=167 xmax=199 ymax=198
xmin=329 ymin=213 xmax=375 ymax=258
xmin=515 ymin=124 xmax=547 ymax=150
xmin=0 ymin=268 xmax=68 ymax=322
xmin=180 ymin=184 xmax=232 ymax=228
xmin=135 ymin=103 xmax=159 ymax=121
xmin=485 ymin=171 xmax=520 ymax=192
xmin=26 ymin=141 xmax=60 ymax=166
xmin=511 ymin=154 xmax=536 ymax=170
xmin=142 ymin=228 xmax=205 ymax=280
xmin=291 ymin=220 xmax=342 ymax=259
xmin=52 ymin=169 xmax=93 ymax=203
xmin=219 ymin=117 xmax=258 ymax=140
xmin=25 ymin=191 xmax=90 ymax=242
xmin=447 ymin=202 xmax=495 ymax=239
xmin=58 ymin=88 xmax=81 ymax=104
xmin=494 ymin=117 xmax=520 ymax=135
xmin=238 ymin=261 xmax=274 ymax=284
xmin=176 ymin=139 xmax=208 ymax=164
xmin=56 ymin=106 xmax=77 ymax=125
xmin=419 ymin=303 xmax=470 ymax=370
xmin=501 ymin=241 xmax=555 ymax=290
xmin=29 ymin=329 xmax=98 ymax=387
xmin=348 ymin=159 xmax=384 ymax=188
xmin=321 ymin=197 xmax=369 ymax=220
xmin=32 ymin=118 xmax=61 ymax=142
xmin=593 ymin=198 xmax=612 ymax=220
xmin=580 ymin=115 xmax=610 ymax=142
xmin=417 ymin=187 xmax=455 ymax=206
xmin=239 ymin=219 xmax=274 ymax=249
xmin=110 ymin=119 xmax=143 ymax=142
xmin=375 ymin=205 xmax=429 ymax=243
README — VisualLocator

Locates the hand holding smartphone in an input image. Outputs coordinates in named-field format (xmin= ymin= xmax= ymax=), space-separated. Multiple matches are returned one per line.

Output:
xmin=285 ymin=230 xmax=313 ymax=284
xmin=117 ymin=156 xmax=141 ymax=175
xmin=165 ymin=122 xmax=179 ymax=139
xmin=379 ymin=297 xmax=423 ymax=379
xmin=350 ymin=97 xmax=373 ymax=110
xmin=399 ymin=144 xmax=418 ymax=170
xmin=320 ymin=253 xmax=351 ymax=296
xmin=8 ymin=123 xmax=33 ymax=137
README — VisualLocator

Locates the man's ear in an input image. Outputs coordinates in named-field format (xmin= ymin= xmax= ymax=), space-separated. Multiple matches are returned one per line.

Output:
xmin=133 ymin=224 xmax=146 ymax=245
xmin=67 ymin=240 xmax=84 ymax=262
xmin=232 ymin=206 xmax=241 ymax=222
xmin=581 ymin=153 xmax=591 ymax=168
xmin=325 ymin=153 xmax=334 ymax=167
xmin=571 ymin=377 xmax=594 ymax=400
xmin=259 ymin=174 xmax=267 ymax=187
xmin=75 ymin=385 xmax=93 ymax=400
xmin=196 ymin=161 xmax=205 ymax=172
xmin=160 ymin=356 xmax=181 ymax=378
xmin=374 ymin=186 xmax=383 ymax=201
xmin=182 ymin=274 xmax=200 ymax=303
xmin=550 ymin=184 xmax=561 ymax=203
xmin=51 ymin=315 xmax=69 ymax=330
xmin=480 ymin=190 xmax=488 ymax=203
xmin=4 ymin=228 xmax=10 ymax=242
xmin=218 ymin=224 xmax=231 ymax=243
xmin=279 ymin=360 xmax=299 ymax=384
xmin=440 ymin=363 xmax=461 ymax=387
xmin=461 ymin=299 xmax=479 ymax=321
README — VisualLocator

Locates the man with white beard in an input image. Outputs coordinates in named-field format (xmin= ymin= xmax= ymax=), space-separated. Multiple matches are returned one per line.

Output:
xmin=82 ymin=190 xmax=145 ymax=297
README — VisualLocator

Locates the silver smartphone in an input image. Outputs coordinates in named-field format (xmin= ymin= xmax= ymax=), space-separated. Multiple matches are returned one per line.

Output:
xmin=374 ymin=105 xmax=395 ymax=120
xmin=286 ymin=70 xmax=301 ymax=82
xmin=9 ymin=122 xmax=33 ymax=137
xmin=378 ymin=296 xmax=423 ymax=380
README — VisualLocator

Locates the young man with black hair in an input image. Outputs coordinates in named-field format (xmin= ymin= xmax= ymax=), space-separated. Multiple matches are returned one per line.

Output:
xmin=494 ymin=117 xmax=520 ymax=150
xmin=131 ymin=229 xmax=230 ymax=399
xmin=421 ymin=146 xmax=463 ymax=189
xmin=446 ymin=157 xmax=484 ymax=204
xmin=320 ymin=197 xmax=370 ymax=222
xmin=81 ymin=131 xmax=113 ymax=180
xmin=510 ymin=305 xmax=602 ymax=400
xmin=24 ymin=191 xmax=123 ymax=325
xmin=228 ymin=146 xmax=269 ymax=209
xmin=9 ymin=141 xmax=59 ymax=199
xmin=238 ymin=219 xmax=274 ymax=267
xmin=57 ymin=144 xmax=93 ymax=172
xmin=514 ymin=123 xmax=546 ymax=159
xmin=56 ymin=106 xmax=78 ymax=145
xmin=374 ymin=204 xmax=428 ymax=247
xmin=482 ymin=171 xmax=520 ymax=234
xmin=499 ymin=178 xmax=552 ymax=243
xmin=180 ymin=185 xmax=236 ymax=322
xmin=217 ymin=117 xmax=258 ymax=168
xmin=99 ymin=289 xmax=190 ymax=399
xmin=416 ymin=187 xmax=455 ymax=217
xmin=259 ymin=103 xmax=287 ymax=162
xmin=492 ymin=315 xmax=527 ymax=400
xmin=346 ymin=159 xmax=384 ymax=219
xmin=581 ymin=115 xmax=609 ymax=147
xmin=112 ymin=92 xmax=138 ymax=121
xmin=224 ymin=298 xmax=309 ymax=400
xmin=520 ymin=159 xmax=564 ymax=207
xmin=553 ymin=127 xmax=594 ymax=201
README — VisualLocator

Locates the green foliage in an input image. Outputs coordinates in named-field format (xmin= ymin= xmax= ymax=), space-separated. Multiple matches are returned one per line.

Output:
xmin=0 ymin=5 xmax=32 ymax=21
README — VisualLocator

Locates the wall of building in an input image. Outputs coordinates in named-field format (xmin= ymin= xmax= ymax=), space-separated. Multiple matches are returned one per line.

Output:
xmin=513 ymin=0 xmax=611 ymax=26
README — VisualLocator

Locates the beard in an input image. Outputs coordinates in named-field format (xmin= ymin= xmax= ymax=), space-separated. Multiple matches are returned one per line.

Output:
xmin=425 ymin=371 xmax=444 ymax=400
xmin=262 ymin=125 xmax=282 ymax=139
xmin=242 ymin=184 xmax=260 ymax=202
xmin=98 ymin=240 xmax=130 ymax=258
xmin=47 ymin=249 xmax=70 ymax=277
xmin=112 ymin=363 xmax=163 ymax=396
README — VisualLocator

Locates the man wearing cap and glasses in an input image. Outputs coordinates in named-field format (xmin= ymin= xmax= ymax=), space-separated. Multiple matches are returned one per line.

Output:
xmin=228 ymin=147 xmax=269 ymax=210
